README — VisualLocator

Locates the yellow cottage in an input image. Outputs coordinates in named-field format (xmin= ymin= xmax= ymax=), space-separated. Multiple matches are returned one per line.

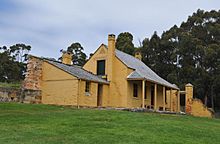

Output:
xmin=23 ymin=34 xmax=213 ymax=117
xmin=23 ymin=54 xmax=109 ymax=107
xmin=83 ymin=34 xmax=179 ymax=111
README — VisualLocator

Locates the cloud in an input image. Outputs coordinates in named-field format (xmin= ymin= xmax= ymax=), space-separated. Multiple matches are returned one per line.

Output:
xmin=0 ymin=0 xmax=219 ymax=59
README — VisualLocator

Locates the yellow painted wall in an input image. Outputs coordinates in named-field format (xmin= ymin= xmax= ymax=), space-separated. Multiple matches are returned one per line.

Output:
xmin=191 ymin=99 xmax=213 ymax=118
xmin=110 ymin=56 xmax=129 ymax=107
xmin=171 ymin=90 xmax=178 ymax=112
xmin=156 ymin=85 xmax=163 ymax=110
xmin=127 ymin=81 xmax=167 ymax=110
xmin=166 ymin=90 xmax=171 ymax=110
xmin=83 ymin=43 xmax=178 ymax=110
xmin=83 ymin=44 xmax=130 ymax=107
xmin=165 ymin=89 xmax=179 ymax=112
xmin=127 ymin=80 xmax=152 ymax=108
xmin=78 ymin=80 xmax=98 ymax=107
xmin=100 ymin=84 xmax=109 ymax=107
xmin=185 ymin=84 xmax=193 ymax=114
xmin=83 ymin=45 xmax=108 ymax=75
xmin=146 ymin=82 xmax=152 ymax=107
xmin=41 ymin=62 xmax=78 ymax=105
xmin=42 ymin=61 xmax=106 ymax=107
xmin=127 ymin=81 xmax=141 ymax=108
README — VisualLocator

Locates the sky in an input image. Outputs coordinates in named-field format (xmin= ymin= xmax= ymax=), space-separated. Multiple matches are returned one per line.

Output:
xmin=0 ymin=0 xmax=219 ymax=59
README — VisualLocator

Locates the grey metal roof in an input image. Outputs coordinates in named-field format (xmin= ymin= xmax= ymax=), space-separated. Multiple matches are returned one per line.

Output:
xmin=115 ymin=49 xmax=178 ymax=89
xmin=45 ymin=59 xmax=109 ymax=84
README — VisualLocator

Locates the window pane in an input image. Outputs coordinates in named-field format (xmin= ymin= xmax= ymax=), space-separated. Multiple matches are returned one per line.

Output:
xmin=145 ymin=86 xmax=147 ymax=99
xmin=85 ymin=81 xmax=90 ymax=93
xmin=97 ymin=60 xmax=105 ymax=75
xmin=133 ymin=84 xmax=138 ymax=97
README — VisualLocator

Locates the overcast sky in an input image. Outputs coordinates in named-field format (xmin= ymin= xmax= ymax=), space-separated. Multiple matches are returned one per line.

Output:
xmin=0 ymin=0 xmax=219 ymax=59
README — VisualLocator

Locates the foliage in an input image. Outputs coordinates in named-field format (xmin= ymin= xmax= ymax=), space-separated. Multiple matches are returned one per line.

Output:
xmin=116 ymin=32 xmax=135 ymax=55
xmin=0 ymin=103 xmax=220 ymax=144
xmin=9 ymin=44 xmax=31 ymax=62
xmin=139 ymin=9 xmax=220 ymax=110
xmin=0 ymin=44 xmax=31 ymax=83
xmin=61 ymin=42 xmax=87 ymax=66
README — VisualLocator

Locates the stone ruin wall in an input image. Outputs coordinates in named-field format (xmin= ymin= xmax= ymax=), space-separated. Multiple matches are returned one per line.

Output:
xmin=0 ymin=87 xmax=21 ymax=102
xmin=22 ymin=57 xmax=43 ymax=103
xmin=23 ymin=57 xmax=43 ymax=90
xmin=0 ymin=57 xmax=43 ymax=104
xmin=187 ymin=98 xmax=213 ymax=118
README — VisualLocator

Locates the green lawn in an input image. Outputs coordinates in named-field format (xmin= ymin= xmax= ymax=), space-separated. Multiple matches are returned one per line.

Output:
xmin=0 ymin=103 xmax=219 ymax=144
xmin=0 ymin=82 xmax=21 ymax=88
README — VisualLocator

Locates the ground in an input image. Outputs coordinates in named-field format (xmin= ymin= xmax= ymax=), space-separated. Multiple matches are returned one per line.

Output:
xmin=0 ymin=103 xmax=220 ymax=144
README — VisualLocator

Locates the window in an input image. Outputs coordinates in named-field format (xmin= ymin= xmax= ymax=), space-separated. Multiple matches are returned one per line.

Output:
xmin=151 ymin=85 xmax=154 ymax=105
xmin=133 ymin=83 xmax=138 ymax=97
xmin=165 ymin=88 xmax=167 ymax=104
xmin=151 ymin=85 xmax=154 ymax=97
xmin=97 ymin=60 xmax=105 ymax=75
xmin=85 ymin=81 xmax=90 ymax=93
xmin=145 ymin=86 xmax=147 ymax=99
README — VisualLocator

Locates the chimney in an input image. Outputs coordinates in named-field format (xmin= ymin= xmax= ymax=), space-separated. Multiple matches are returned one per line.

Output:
xmin=107 ymin=34 xmax=116 ymax=81
xmin=62 ymin=51 xmax=73 ymax=65
xmin=185 ymin=83 xmax=193 ymax=114
xmin=135 ymin=51 xmax=142 ymax=60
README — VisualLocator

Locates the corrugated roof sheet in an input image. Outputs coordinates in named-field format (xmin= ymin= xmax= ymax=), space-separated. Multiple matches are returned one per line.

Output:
xmin=115 ymin=49 xmax=178 ymax=89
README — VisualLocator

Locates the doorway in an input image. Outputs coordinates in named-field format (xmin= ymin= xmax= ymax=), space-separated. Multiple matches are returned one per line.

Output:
xmin=97 ymin=84 xmax=103 ymax=107
xmin=151 ymin=85 xmax=154 ymax=106
xmin=180 ymin=94 xmax=186 ymax=112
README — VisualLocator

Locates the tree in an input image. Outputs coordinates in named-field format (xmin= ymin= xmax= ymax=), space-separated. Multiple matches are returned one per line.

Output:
xmin=0 ymin=44 xmax=31 ymax=83
xmin=61 ymin=42 xmax=87 ymax=66
xmin=9 ymin=44 xmax=31 ymax=62
xmin=116 ymin=32 xmax=135 ymax=55
xmin=170 ymin=9 xmax=220 ymax=109
xmin=141 ymin=31 xmax=174 ymax=80
xmin=137 ymin=9 xmax=220 ymax=110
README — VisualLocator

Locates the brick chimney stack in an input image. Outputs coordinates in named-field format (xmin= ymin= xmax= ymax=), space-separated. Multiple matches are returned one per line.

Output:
xmin=135 ymin=51 xmax=142 ymax=60
xmin=107 ymin=34 xmax=116 ymax=81
xmin=62 ymin=51 xmax=73 ymax=65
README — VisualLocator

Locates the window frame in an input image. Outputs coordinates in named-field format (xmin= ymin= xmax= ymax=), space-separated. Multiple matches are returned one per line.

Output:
xmin=144 ymin=85 xmax=147 ymax=99
xmin=133 ymin=83 xmax=138 ymax=98
xmin=85 ymin=81 xmax=90 ymax=93
xmin=97 ymin=60 xmax=106 ymax=76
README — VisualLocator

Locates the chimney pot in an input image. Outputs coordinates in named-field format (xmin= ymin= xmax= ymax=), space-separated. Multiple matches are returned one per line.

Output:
xmin=135 ymin=51 xmax=142 ymax=61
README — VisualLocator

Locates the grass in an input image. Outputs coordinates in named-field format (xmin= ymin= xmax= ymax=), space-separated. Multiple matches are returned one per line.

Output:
xmin=0 ymin=103 xmax=220 ymax=144
xmin=0 ymin=82 xmax=21 ymax=88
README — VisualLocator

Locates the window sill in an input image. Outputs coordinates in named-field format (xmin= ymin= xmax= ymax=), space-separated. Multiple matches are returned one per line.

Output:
xmin=132 ymin=97 xmax=139 ymax=100
xmin=85 ymin=92 xmax=90 ymax=96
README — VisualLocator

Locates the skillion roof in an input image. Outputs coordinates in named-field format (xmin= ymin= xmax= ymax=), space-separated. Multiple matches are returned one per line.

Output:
xmin=103 ymin=45 xmax=178 ymax=89
xmin=29 ymin=55 xmax=109 ymax=84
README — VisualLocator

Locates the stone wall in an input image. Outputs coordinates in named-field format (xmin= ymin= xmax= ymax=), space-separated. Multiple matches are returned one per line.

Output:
xmin=190 ymin=98 xmax=213 ymax=118
xmin=20 ymin=56 xmax=43 ymax=104
xmin=185 ymin=83 xmax=193 ymax=114
xmin=23 ymin=56 xmax=43 ymax=90
xmin=0 ymin=56 xmax=43 ymax=104
xmin=21 ymin=89 xmax=42 ymax=104
xmin=184 ymin=83 xmax=213 ymax=118
xmin=0 ymin=87 xmax=42 ymax=104
xmin=0 ymin=87 xmax=21 ymax=102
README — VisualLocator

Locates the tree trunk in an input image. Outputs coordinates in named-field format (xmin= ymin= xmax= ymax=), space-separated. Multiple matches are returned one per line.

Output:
xmin=211 ymin=85 xmax=215 ymax=110
xmin=204 ymin=95 xmax=208 ymax=106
